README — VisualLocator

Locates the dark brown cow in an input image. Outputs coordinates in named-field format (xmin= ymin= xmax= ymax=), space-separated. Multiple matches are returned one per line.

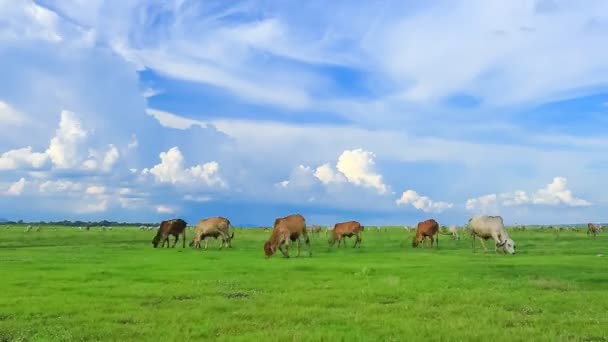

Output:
xmin=152 ymin=219 xmax=187 ymax=248
xmin=264 ymin=214 xmax=311 ymax=258
xmin=329 ymin=221 xmax=364 ymax=248
xmin=412 ymin=219 xmax=439 ymax=248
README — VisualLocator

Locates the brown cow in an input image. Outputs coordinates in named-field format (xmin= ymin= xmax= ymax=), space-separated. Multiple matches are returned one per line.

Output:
xmin=588 ymin=223 xmax=601 ymax=237
xmin=264 ymin=214 xmax=311 ymax=258
xmin=412 ymin=219 xmax=439 ymax=248
xmin=190 ymin=217 xmax=234 ymax=249
xmin=152 ymin=219 xmax=187 ymax=248
xmin=329 ymin=221 xmax=364 ymax=248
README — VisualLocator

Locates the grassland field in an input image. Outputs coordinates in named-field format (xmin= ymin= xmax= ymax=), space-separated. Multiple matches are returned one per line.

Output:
xmin=0 ymin=226 xmax=607 ymax=341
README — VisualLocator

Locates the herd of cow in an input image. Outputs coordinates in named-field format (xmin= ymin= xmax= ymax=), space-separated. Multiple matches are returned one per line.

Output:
xmin=150 ymin=213 xmax=603 ymax=258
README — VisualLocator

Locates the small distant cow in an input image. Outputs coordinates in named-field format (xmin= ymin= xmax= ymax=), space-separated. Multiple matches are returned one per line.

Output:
xmin=309 ymin=225 xmax=322 ymax=236
xmin=152 ymin=219 xmax=187 ymax=248
xmin=588 ymin=223 xmax=602 ymax=237
xmin=468 ymin=215 xmax=516 ymax=254
xmin=191 ymin=217 xmax=234 ymax=249
xmin=329 ymin=221 xmax=364 ymax=248
xmin=439 ymin=225 xmax=460 ymax=240
xmin=412 ymin=219 xmax=440 ymax=248
xmin=264 ymin=214 xmax=311 ymax=258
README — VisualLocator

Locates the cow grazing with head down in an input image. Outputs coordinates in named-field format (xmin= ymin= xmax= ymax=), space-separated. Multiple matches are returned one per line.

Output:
xmin=152 ymin=219 xmax=187 ymax=248
xmin=468 ymin=215 xmax=516 ymax=254
xmin=587 ymin=223 xmax=601 ymax=237
xmin=329 ymin=221 xmax=364 ymax=248
xmin=413 ymin=219 xmax=440 ymax=248
xmin=439 ymin=225 xmax=460 ymax=240
xmin=190 ymin=217 xmax=234 ymax=249
xmin=264 ymin=214 xmax=311 ymax=258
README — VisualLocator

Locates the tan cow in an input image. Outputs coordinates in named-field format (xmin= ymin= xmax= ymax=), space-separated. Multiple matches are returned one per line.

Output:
xmin=309 ymin=224 xmax=322 ymax=236
xmin=190 ymin=217 xmax=234 ymax=249
xmin=329 ymin=221 xmax=364 ymax=248
xmin=588 ymin=223 xmax=601 ymax=237
xmin=264 ymin=214 xmax=311 ymax=258
xmin=152 ymin=219 xmax=187 ymax=248
xmin=412 ymin=219 xmax=439 ymax=248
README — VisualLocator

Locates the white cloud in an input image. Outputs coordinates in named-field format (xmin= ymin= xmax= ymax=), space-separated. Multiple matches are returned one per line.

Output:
xmin=467 ymin=177 xmax=591 ymax=213
xmin=101 ymin=145 xmax=119 ymax=171
xmin=143 ymin=147 xmax=225 ymax=187
xmin=85 ymin=186 xmax=106 ymax=195
xmin=531 ymin=177 xmax=591 ymax=207
xmin=336 ymin=149 xmax=387 ymax=194
xmin=4 ymin=178 xmax=26 ymax=196
xmin=0 ymin=147 xmax=49 ymax=170
xmin=314 ymin=163 xmax=346 ymax=185
xmin=156 ymin=205 xmax=174 ymax=214
xmin=146 ymin=108 xmax=206 ymax=130
xmin=396 ymin=190 xmax=453 ymax=213
xmin=45 ymin=110 xmax=88 ymax=168
xmin=81 ymin=199 xmax=108 ymax=213
xmin=466 ymin=194 xmax=499 ymax=214
xmin=0 ymin=101 xmax=27 ymax=126
xmin=39 ymin=180 xmax=83 ymax=193
xmin=183 ymin=194 xmax=212 ymax=202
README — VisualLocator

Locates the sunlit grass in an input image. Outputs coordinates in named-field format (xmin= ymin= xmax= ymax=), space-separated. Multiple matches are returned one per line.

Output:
xmin=0 ymin=226 xmax=607 ymax=341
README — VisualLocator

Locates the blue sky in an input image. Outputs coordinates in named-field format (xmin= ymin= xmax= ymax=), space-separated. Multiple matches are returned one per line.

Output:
xmin=1 ymin=0 xmax=607 ymax=226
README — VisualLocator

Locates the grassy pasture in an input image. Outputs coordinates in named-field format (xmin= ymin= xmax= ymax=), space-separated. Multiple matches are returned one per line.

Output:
xmin=0 ymin=226 xmax=607 ymax=341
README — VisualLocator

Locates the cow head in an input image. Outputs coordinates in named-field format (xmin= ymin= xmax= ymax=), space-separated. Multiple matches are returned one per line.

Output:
xmin=496 ymin=238 xmax=516 ymax=254
xmin=412 ymin=236 xmax=421 ymax=248
xmin=152 ymin=234 xmax=161 ymax=248
xmin=264 ymin=241 xmax=275 ymax=257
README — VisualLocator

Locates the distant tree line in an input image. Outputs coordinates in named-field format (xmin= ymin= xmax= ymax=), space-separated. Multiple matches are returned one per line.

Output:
xmin=0 ymin=220 xmax=159 ymax=227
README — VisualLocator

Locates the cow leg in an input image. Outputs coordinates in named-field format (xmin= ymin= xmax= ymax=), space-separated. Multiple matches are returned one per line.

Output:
xmin=182 ymin=230 xmax=186 ymax=248
xmin=296 ymin=237 xmax=301 ymax=257
xmin=279 ymin=240 xmax=290 ymax=258
xmin=172 ymin=235 xmax=178 ymax=248
xmin=354 ymin=233 xmax=361 ymax=248
xmin=204 ymin=237 xmax=209 ymax=250
xmin=479 ymin=238 xmax=488 ymax=252
xmin=471 ymin=235 xmax=476 ymax=253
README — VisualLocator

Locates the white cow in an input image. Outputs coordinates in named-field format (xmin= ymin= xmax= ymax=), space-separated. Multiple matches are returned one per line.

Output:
xmin=468 ymin=215 xmax=516 ymax=254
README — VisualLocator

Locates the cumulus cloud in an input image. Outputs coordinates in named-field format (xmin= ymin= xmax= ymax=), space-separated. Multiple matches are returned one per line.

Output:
xmin=0 ymin=110 xmax=122 ymax=173
xmin=466 ymin=177 xmax=590 ymax=213
xmin=396 ymin=190 xmax=453 ymax=213
xmin=465 ymin=194 xmax=499 ymax=214
xmin=46 ymin=110 xmax=88 ymax=168
xmin=143 ymin=147 xmax=225 ymax=187
xmin=336 ymin=149 xmax=387 ymax=194
xmin=314 ymin=163 xmax=346 ymax=185
xmin=0 ymin=147 xmax=49 ymax=170
xmin=4 ymin=178 xmax=26 ymax=196
xmin=531 ymin=177 xmax=591 ymax=206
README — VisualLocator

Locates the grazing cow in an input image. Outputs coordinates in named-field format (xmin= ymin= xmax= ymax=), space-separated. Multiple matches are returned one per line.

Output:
xmin=588 ymin=223 xmax=601 ymax=237
xmin=468 ymin=215 xmax=516 ymax=254
xmin=439 ymin=225 xmax=460 ymax=240
xmin=152 ymin=219 xmax=187 ymax=248
xmin=25 ymin=225 xmax=32 ymax=232
xmin=190 ymin=217 xmax=234 ymax=249
xmin=329 ymin=221 xmax=364 ymax=248
xmin=264 ymin=214 xmax=311 ymax=258
xmin=412 ymin=219 xmax=440 ymax=248
xmin=309 ymin=225 xmax=322 ymax=236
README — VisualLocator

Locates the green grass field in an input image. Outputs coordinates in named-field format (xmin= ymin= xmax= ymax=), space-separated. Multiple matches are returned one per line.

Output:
xmin=1 ymin=226 xmax=607 ymax=341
